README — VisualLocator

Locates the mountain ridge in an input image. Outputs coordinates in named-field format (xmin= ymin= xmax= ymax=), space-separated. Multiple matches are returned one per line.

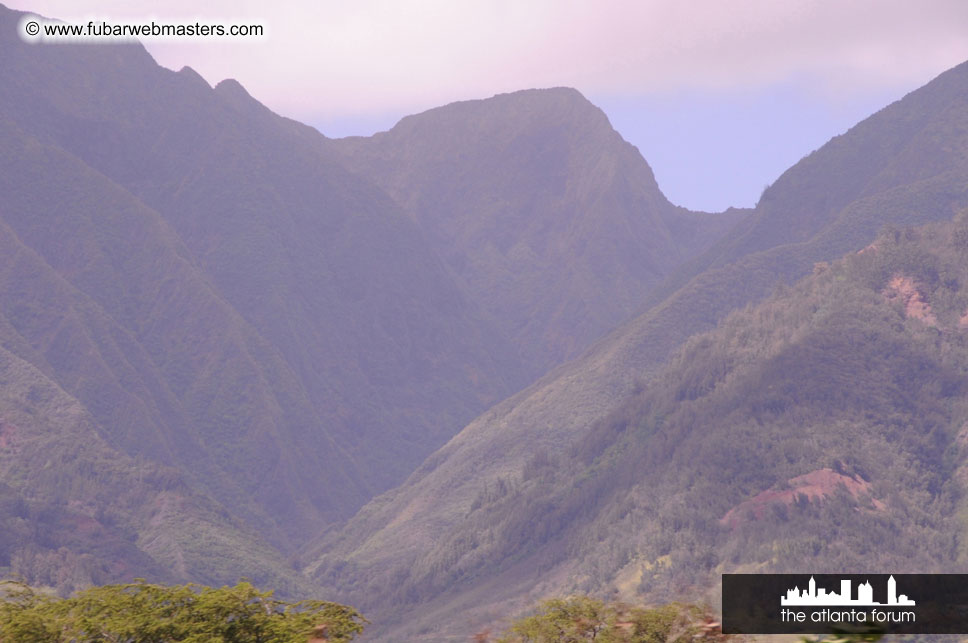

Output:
xmin=0 ymin=0 xmax=526 ymax=568
xmin=327 ymin=87 xmax=743 ymax=372
xmin=306 ymin=56 xmax=968 ymax=640
xmin=0 ymin=2 xmax=745 ymax=597
xmin=659 ymin=58 xmax=968 ymax=296
xmin=11 ymin=7 xmax=968 ymax=640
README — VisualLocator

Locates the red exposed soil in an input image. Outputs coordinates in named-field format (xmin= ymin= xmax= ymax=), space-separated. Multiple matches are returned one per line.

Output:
xmin=720 ymin=468 xmax=884 ymax=528
xmin=958 ymin=309 xmax=968 ymax=329
xmin=883 ymin=275 xmax=937 ymax=325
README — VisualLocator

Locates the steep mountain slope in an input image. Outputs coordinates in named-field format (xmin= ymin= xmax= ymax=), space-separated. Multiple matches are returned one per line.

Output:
xmin=329 ymin=90 xmax=742 ymax=372
xmin=0 ymin=1 xmax=525 ymax=555
xmin=312 ymin=217 xmax=968 ymax=640
xmin=0 ymin=329 xmax=307 ymax=597
xmin=0 ymin=113 xmax=356 ymax=533
xmin=0 ymin=1 xmax=743 ymax=593
xmin=306 ymin=59 xmax=968 ymax=638
xmin=0 ymin=114 xmax=359 ymax=590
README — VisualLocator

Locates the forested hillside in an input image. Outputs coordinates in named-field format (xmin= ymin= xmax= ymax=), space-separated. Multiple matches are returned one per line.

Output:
xmin=306 ymin=59 xmax=968 ymax=640
xmin=0 ymin=1 xmax=736 ymax=595
xmin=311 ymin=217 xmax=968 ymax=639
xmin=6 ymin=4 xmax=968 ymax=640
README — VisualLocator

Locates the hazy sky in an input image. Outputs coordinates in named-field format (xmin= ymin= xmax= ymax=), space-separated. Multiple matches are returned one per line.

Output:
xmin=10 ymin=0 xmax=968 ymax=211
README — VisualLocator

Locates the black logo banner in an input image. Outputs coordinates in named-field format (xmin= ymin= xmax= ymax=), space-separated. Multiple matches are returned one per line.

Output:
xmin=723 ymin=574 xmax=968 ymax=634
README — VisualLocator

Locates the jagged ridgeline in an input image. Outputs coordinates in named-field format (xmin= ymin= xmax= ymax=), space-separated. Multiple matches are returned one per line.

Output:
xmin=6 ymin=1 xmax=968 ymax=640
xmin=0 ymin=0 xmax=735 ymax=596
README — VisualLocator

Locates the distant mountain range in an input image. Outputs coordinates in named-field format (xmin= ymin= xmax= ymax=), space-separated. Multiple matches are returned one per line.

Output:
xmin=6 ymin=3 xmax=968 ymax=641
xmin=0 ymin=2 xmax=733 ymax=597
xmin=304 ymin=60 xmax=968 ymax=639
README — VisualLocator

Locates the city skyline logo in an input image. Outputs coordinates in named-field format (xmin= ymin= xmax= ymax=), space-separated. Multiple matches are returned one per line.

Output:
xmin=782 ymin=575 xmax=915 ymax=607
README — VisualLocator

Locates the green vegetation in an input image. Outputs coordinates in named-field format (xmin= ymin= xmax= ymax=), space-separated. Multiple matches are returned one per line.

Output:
xmin=308 ymin=61 xmax=968 ymax=641
xmin=493 ymin=596 xmax=724 ymax=643
xmin=0 ymin=580 xmax=365 ymax=642
xmin=0 ymin=0 xmax=531 ymax=594
xmin=313 ymin=215 xmax=968 ymax=636
xmin=507 ymin=217 xmax=968 ymax=591
xmin=0 ymin=339 xmax=312 ymax=597
xmin=801 ymin=634 xmax=883 ymax=643
xmin=8 ymin=4 xmax=968 ymax=640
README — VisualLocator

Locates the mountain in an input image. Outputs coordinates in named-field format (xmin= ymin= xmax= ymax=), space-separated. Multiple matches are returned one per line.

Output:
xmin=0 ymin=3 xmax=740 ymax=593
xmin=309 ymin=218 xmax=968 ymax=640
xmin=13 ymin=2 xmax=967 ymax=632
xmin=0 ymin=1 xmax=530 ymax=585
xmin=328 ymin=89 xmax=742 ymax=372
xmin=305 ymin=60 xmax=968 ymax=639
xmin=0 ymin=330 xmax=310 ymax=596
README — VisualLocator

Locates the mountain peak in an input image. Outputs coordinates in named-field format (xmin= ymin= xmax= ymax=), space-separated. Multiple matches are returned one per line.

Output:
xmin=325 ymin=85 xmax=737 ymax=373
xmin=388 ymin=86 xmax=613 ymax=142
xmin=489 ymin=86 xmax=595 ymax=108
xmin=213 ymin=77 xmax=279 ymax=121
xmin=176 ymin=66 xmax=210 ymax=88
xmin=214 ymin=77 xmax=250 ymax=99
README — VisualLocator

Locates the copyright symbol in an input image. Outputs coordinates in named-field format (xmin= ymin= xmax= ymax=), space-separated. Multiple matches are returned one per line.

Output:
xmin=24 ymin=20 xmax=40 ymax=36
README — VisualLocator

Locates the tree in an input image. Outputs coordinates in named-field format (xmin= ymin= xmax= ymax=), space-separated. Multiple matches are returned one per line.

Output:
xmin=496 ymin=596 xmax=725 ymax=643
xmin=0 ymin=580 xmax=366 ymax=642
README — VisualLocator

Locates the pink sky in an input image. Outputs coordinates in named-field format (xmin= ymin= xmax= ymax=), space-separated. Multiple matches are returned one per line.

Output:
xmin=9 ymin=0 xmax=968 ymax=210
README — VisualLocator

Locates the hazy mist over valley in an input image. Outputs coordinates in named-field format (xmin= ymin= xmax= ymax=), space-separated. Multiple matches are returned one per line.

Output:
xmin=2 ymin=2 xmax=968 ymax=641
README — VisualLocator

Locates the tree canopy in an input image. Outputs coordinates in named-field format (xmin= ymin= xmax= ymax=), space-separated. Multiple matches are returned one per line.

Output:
xmin=495 ymin=596 xmax=725 ymax=643
xmin=0 ymin=580 xmax=366 ymax=642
